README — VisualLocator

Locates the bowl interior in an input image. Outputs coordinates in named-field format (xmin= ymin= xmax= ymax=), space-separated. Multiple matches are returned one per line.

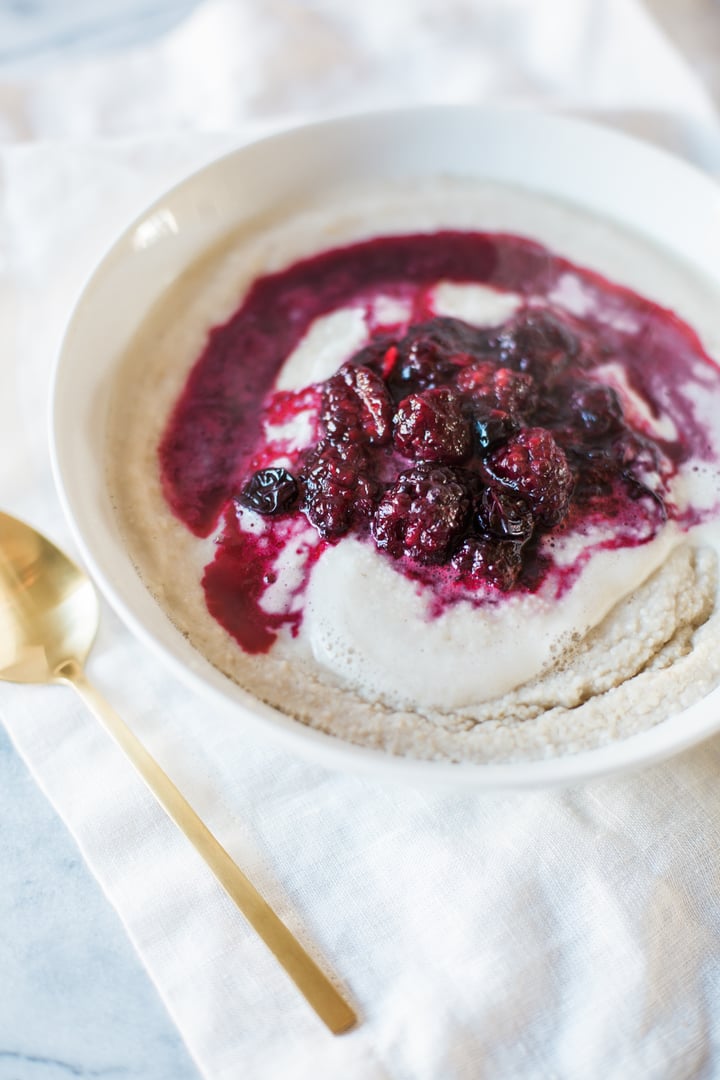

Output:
xmin=51 ymin=106 xmax=720 ymax=789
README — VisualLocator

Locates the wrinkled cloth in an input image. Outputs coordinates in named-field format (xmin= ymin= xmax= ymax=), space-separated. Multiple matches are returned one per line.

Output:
xmin=2 ymin=1 xmax=720 ymax=1077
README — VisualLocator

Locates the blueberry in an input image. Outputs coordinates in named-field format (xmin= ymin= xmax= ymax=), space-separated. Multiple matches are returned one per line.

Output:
xmin=238 ymin=467 xmax=299 ymax=515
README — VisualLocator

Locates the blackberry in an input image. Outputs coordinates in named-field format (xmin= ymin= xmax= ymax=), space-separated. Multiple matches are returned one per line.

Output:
xmin=476 ymin=486 xmax=534 ymax=543
xmin=321 ymin=363 xmax=392 ymax=446
xmin=371 ymin=465 xmax=471 ymax=564
xmin=570 ymin=383 xmax=624 ymax=439
xmin=486 ymin=428 xmax=574 ymax=526
xmin=388 ymin=317 xmax=480 ymax=395
xmin=452 ymin=537 xmax=523 ymax=591
xmin=492 ymin=367 xmax=537 ymax=415
xmin=393 ymin=386 xmax=472 ymax=464
xmin=300 ymin=440 xmax=379 ymax=539
xmin=458 ymin=364 xmax=536 ymax=418
xmin=455 ymin=360 xmax=498 ymax=396
xmin=495 ymin=311 xmax=579 ymax=377
xmin=472 ymin=408 xmax=519 ymax=452
xmin=348 ymin=335 xmax=397 ymax=373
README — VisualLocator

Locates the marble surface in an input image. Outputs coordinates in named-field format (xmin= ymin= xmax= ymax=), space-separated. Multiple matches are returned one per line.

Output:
xmin=0 ymin=2 xmax=719 ymax=1078
xmin=0 ymin=723 xmax=199 ymax=1080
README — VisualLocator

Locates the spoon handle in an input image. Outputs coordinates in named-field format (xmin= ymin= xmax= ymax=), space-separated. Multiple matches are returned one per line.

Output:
xmin=56 ymin=659 xmax=356 ymax=1035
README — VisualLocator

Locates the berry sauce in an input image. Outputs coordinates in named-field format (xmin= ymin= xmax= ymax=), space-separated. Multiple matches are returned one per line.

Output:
xmin=158 ymin=231 xmax=720 ymax=655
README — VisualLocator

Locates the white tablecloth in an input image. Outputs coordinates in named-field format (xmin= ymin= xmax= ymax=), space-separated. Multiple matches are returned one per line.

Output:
xmin=2 ymin=1 xmax=720 ymax=1077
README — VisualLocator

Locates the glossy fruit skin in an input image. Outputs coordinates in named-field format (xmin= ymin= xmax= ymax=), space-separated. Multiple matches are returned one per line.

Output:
xmin=476 ymin=486 xmax=534 ymax=543
xmin=372 ymin=465 xmax=471 ymax=564
xmin=493 ymin=311 xmax=579 ymax=377
xmin=388 ymin=318 xmax=481 ymax=396
xmin=485 ymin=428 xmax=574 ymax=526
xmin=300 ymin=441 xmax=380 ymax=539
xmin=452 ymin=537 xmax=524 ymax=591
xmin=393 ymin=387 xmax=472 ymax=464
xmin=238 ymin=467 xmax=299 ymax=515
xmin=321 ymin=363 xmax=393 ymax=446
xmin=458 ymin=363 xmax=537 ymax=419
xmin=471 ymin=409 xmax=519 ymax=452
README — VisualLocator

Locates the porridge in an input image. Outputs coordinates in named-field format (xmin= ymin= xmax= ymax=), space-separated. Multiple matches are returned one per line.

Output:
xmin=108 ymin=181 xmax=720 ymax=763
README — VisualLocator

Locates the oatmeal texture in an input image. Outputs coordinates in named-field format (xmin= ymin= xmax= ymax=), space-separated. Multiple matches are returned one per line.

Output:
xmin=108 ymin=181 xmax=720 ymax=763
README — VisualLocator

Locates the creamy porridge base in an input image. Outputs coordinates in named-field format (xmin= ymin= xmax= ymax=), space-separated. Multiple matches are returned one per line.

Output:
xmin=107 ymin=180 xmax=720 ymax=763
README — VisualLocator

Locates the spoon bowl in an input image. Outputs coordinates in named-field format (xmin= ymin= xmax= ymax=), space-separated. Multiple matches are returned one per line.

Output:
xmin=0 ymin=510 xmax=356 ymax=1034
xmin=0 ymin=512 xmax=97 ymax=683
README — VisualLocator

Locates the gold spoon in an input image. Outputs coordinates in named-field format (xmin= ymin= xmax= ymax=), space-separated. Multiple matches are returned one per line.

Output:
xmin=0 ymin=510 xmax=356 ymax=1035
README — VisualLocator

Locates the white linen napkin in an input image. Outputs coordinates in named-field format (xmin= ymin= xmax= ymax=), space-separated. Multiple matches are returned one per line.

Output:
xmin=2 ymin=1 xmax=720 ymax=1077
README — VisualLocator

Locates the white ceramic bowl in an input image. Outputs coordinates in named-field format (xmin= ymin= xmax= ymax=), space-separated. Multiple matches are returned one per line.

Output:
xmin=51 ymin=105 xmax=720 ymax=790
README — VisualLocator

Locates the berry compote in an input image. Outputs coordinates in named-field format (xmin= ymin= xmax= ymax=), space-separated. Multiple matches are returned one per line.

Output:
xmin=158 ymin=230 xmax=720 ymax=655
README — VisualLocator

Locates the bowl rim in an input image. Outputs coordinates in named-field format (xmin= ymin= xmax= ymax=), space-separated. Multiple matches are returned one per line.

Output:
xmin=50 ymin=102 xmax=720 ymax=790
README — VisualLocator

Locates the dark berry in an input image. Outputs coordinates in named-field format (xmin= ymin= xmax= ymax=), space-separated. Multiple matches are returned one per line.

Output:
xmin=570 ymin=383 xmax=624 ymax=438
xmin=452 ymin=537 xmax=523 ymax=591
xmin=458 ymin=363 xmax=536 ymax=418
xmin=393 ymin=387 xmax=472 ymax=463
xmin=495 ymin=311 xmax=579 ymax=377
xmin=492 ymin=367 xmax=537 ymax=415
xmin=321 ymin=363 xmax=392 ymax=446
xmin=455 ymin=360 xmax=498 ymax=396
xmin=567 ymin=445 xmax=618 ymax=500
xmin=349 ymin=335 xmax=396 ymax=372
xmin=389 ymin=318 xmax=480 ymax=395
xmin=391 ymin=336 xmax=446 ymax=394
xmin=472 ymin=408 xmax=519 ymax=452
xmin=476 ymin=486 xmax=534 ymax=543
xmin=372 ymin=465 xmax=471 ymax=564
xmin=300 ymin=441 xmax=379 ymax=539
xmin=486 ymin=428 xmax=574 ymax=526
xmin=237 ymin=467 xmax=299 ymax=515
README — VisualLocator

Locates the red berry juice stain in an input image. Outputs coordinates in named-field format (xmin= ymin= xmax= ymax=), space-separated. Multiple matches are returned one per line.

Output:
xmin=160 ymin=232 xmax=500 ymax=536
xmin=202 ymin=524 xmax=292 ymax=654
xmin=158 ymin=231 xmax=720 ymax=654
xmin=202 ymin=505 xmax=325 ymax=654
